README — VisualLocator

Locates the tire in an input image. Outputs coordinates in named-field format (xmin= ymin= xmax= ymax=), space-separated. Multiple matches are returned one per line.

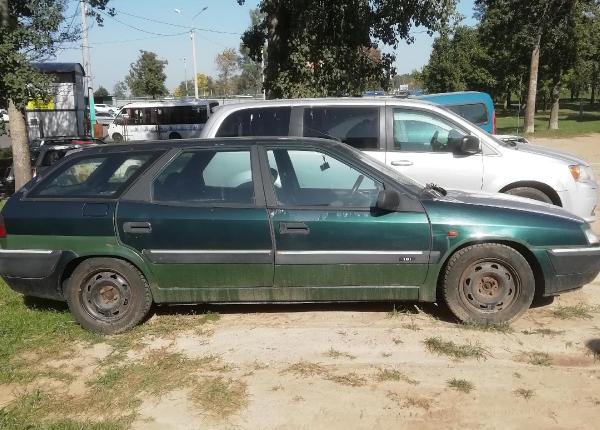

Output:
xmin=65 ymin=258 xmax=152 ymax=334
xmin=169 ymin=132 xmax=182 ymax=140
xmin=504 ymin=187 xmax=553 ymax=204
xmin=442 ymin=244 xmax=535 ymax=324
xmin=112 ymin=133 xmax=123 ymax=143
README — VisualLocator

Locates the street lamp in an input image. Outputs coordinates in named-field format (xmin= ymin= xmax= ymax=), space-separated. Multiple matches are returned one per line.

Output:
xmin=175 ymin=6 xmax=208 ymax=99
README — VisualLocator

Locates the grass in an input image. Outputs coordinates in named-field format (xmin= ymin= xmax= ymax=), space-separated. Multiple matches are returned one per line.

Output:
xmin=0 ymin=280 xmax=101 ymax=383
xmin=461 ymin=322 xmax=513 ymax=333
xmin=283 ymin=361 xmax=329 ymax=377
xmin=424 ymin=337 xmax=488 ymax=360
xmin=387 ymin=392 xmax=432 ymax=410
xmin=514 ymin=388 xmax=535 ymax=400
xmin=375 ymin=368 xmax=418 ymax=385
xmin=401 ymin=321 xmax=421 ymax=331
xmin=551 ymin=304 xmax=596 ymax=320
xmin=326 ymin=348 xmax=356 ymax=360
xmin=520 ymin=351 xmax=553 ymax=367
xmin=521 ymin=328 xmax=565 ymax=337
xmin=327 ymin=372 xmax=367 ymax=387
xmin=447 ymin=378 xmax=474 ymax=393
xmin=495 ymin=102 xmax=600 ymax=138
xmin=191 ymin=377 xmax=248 ymax=418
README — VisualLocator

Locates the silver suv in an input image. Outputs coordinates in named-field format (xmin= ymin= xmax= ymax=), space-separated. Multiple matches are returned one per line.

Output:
xmin=201 ymin=98 xmax=597 ymax=222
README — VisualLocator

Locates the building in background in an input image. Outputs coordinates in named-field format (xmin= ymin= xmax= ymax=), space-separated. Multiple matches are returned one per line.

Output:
xmin=26 ymin=63 xmax=86 ymax=140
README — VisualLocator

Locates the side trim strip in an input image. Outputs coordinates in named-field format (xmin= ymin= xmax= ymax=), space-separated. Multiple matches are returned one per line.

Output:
xmin=143 ymin=249 xmax=272 ymax=264
xmin=550 ymin=247 xmax=600 ymax=254
xmin=276 ymin=250 xmax=430 ymax=265
xmin=0 ymin=249 xmax=54 ymax=254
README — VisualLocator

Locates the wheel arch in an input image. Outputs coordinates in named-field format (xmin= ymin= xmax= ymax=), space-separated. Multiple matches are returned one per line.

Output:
xmin=59 ymin=253 xmax=155 ymax=297
xmin=498 ymin=181 xmax=562 ymax=206
xmin=435 ymin=239 xmax=546 ymax=301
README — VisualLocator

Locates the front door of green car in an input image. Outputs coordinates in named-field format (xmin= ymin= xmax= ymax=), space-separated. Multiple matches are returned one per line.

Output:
xmin=117 ymin=147 xmax=274 ymax=297
xmin=261 ymin=146 xmax=432 ymax=300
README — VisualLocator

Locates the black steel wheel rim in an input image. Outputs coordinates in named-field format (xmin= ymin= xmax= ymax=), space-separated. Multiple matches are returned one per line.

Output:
xmin=458 ymin=258 xmax=520 ymax=314
xmin=80 ymin=270 xmax=131 ymax=321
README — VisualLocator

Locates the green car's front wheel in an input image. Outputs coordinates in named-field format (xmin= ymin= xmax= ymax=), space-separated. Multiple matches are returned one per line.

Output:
xmin=443 ymin=244 xmax=535 ymax=324
xmin=65 ymin=258 xmax=152 ymax=334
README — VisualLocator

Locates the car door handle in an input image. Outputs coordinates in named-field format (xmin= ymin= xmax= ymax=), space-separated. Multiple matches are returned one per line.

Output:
xmin=123 ymin=221 xmax=152 ymax=234
xmin=391 ymin=160 xmax=414 ymax=167
xmin=279 ymin=222 xmax=310 ymax=235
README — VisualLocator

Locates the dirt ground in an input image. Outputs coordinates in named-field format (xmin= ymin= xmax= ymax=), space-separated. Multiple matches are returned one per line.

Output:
xmin=2 ymin=135 xmax=600 ymax=430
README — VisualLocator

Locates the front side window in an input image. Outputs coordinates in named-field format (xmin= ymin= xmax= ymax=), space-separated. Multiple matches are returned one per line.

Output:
xmin=392 ymin=109 xmax=468 ymax=153
xmin=267 ymin=149 xmax=382 ymax=208
xmin=215 ymin=107 xmax=291 ymax=137
xmin=153 ymin=150 xmax=254 ymax=205
xmin=303 ymin=107 xmax=379 ymax=149
xmin=31 ymin=152 xmax=156 ymax=198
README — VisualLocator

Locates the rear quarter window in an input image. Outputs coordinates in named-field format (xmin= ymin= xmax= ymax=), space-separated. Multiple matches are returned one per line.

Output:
xmin=215 ymin=107 xmax=291 ymax=137
xmin=446 ymin=103 xmax=489 ymax=125
xmin=29 ymin=152 xmax=159 ymax=198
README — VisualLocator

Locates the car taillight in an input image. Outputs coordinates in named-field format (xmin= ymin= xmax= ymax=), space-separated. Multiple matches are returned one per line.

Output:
xmin=493 ymin=111 xmax=497 ymax=134
xmin=0 ymin=216 xmax=6 ymax=238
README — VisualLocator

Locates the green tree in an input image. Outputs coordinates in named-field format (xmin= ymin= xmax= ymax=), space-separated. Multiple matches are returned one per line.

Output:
xmin=215 ymin=48 xmax=240 ymax=96
xmin=174 ymin=73 xmax=211 ymax=98
xmin=93 ymin=86 xmax=109 ymax=98
xmin=238 ymin=9 xmax=265 ymax=96
xmin=422 ymin=26 xmax=494 ymax=94
xmin=476 ymin=0 xmax=592 ymax=133
xmin=0 ymin=0 xmax=112 ymax=189
xmin=126 ymin=50 xmax=168 ymax=99
xmin=237 ymin=0 xmax=457 ymax=98
xmin=112 ymin=80 xmax=128 ymax=98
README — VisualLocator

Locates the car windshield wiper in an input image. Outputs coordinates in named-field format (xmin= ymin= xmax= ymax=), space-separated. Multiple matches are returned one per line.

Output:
xmin=423 ymin=183 xmax=447 ymax=196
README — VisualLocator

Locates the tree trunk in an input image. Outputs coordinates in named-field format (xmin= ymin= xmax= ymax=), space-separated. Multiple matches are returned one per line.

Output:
xmin=8 ymin=101 xmax=32 ymax=190
xmin=506 ymin=92 xmax=511 ymax=111
xmin=524 ymin=31 xmax=542 ymax=133
xmin=548 ymin=78 xmax=561 ymax=130
xmin=591 ymin=74 xmax=597 ymax=106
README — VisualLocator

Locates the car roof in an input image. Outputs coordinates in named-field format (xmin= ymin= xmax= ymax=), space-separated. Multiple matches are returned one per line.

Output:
xmin=211 ymin=97 xmax=436 ymax=112
xmin=414 ymin=91 xmax=493 ymax=105
xmin=119 ymin=99 xmax=219 ymax=109
xmin=64 ymin=137 xmax=346 ymax=155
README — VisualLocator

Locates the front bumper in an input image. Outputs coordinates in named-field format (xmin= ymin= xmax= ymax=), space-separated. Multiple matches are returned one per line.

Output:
xmin=0 ymin=249 xmax=69 ymax=301
xmin=544 ymin=246 xmax=600 ymax=295
xmin=559 ymin=181 xmax=597 ymax=223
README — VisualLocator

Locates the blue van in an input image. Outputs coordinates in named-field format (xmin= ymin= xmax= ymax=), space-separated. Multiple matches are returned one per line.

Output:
xmin=415 ymin=91 xmax=496 ymax=134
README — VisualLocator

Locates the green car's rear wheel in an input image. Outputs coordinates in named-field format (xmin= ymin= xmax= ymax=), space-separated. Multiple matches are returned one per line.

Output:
xmin=65 ymin=258 xmax=152 ymax=334
xmin=443 ymin=244 xmax=535 ymax=324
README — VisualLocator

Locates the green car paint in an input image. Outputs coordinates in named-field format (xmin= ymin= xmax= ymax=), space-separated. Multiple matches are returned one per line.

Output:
xmin=0 ymin=138 xmax=598 ymax=309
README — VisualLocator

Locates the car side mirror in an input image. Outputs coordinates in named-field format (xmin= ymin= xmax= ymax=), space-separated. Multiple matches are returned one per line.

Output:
xmin=375 ymin=189 xmax=400 ymax=212
xmin=459 ymin=135 xmax=481 ymax=154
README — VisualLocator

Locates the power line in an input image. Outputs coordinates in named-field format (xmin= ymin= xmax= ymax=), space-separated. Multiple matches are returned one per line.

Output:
xmin=89 ymin=33 xmax=188 ymax=46
xmin=112 ymin=8 xmax=241 ymax=35
xmin=101 ymin=10 xmax=190 ymax=37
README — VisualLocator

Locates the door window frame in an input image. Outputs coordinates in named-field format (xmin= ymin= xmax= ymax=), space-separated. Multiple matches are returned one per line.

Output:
xmin=385 ymin=106 xmax=472 ymax=154
xmin=144 ymin=145 xmax=265 ymax=209
xmin=258 ymin=145 xmax=387 ymax=211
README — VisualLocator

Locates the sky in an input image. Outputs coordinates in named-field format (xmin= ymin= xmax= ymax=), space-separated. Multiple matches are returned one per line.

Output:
xmin=55 ymin=0 xmax=476 ymax=93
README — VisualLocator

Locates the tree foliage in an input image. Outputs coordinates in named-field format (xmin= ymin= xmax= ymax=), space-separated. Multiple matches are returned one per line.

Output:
xmin=93 ymin=86 xmax=109 ymax=98
xmin=238 ymin=0 xmax=457 ymax=98
xmin=215 ymin=48 xmax=240 ymax=96
xmin=126 ymin=50 xmax=168 ymax=99
xmin=113 ymin=80 xmax=128 ymax=98
xmin=422 ymin=26 xmax=494 ymax=93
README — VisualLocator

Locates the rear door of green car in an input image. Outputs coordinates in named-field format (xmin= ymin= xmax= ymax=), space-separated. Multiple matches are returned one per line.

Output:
xmin=116 ymin=146 xmax=274 ymax=293
xmin=259 ymin=144 xmax=432 ymax=298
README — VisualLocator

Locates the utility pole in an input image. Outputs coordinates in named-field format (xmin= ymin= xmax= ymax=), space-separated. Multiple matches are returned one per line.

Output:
xmin=80 ymin=0 xmax=95 ymax=136
xmin=183 ymin=57 xmax=188 ymax=97
xmin=190 ymin=30 xmax=199 ymax=99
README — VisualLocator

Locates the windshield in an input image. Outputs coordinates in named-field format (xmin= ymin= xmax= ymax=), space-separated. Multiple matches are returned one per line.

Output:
xmin=337 ymin=144 xmax=425 ymax=195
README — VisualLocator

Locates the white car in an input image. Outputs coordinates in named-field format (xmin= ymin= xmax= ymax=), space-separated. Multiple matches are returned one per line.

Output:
xmin=93 ymin=104 xmax=118 ymax=115
xmin=0 ymin=109 xmax=8 ymax=123
xmin=200 ymin=98 xmax=597 ymax=222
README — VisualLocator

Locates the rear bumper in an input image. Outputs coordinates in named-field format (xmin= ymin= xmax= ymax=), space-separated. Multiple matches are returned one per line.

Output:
xmin=0 ymin=249 xmax=69 ymax=301
xmin=544 ymin=247 xmax=600 ymax=295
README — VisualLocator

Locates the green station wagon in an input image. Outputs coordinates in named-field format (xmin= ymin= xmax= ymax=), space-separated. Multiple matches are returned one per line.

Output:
xmin=1 ymin=138 xmax=599 ymax=333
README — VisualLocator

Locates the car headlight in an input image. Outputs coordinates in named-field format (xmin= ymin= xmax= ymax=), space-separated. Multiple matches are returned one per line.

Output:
xmin=584 ymin=227 xmax=599 ymax=244
xmin=569 ymin=164 xmax=595 ymax=182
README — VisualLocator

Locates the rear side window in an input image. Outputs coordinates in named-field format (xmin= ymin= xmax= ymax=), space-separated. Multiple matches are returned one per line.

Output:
xmin=303 ymin=107 xmax=379 ymax=149
xmin=30 ymin=152 xmax=157 ymax=198
xmin=153 ymin=150 xmax=254 ymax=205
xmin=215 ymin=107 xmax=291 ymax=137
xmin=446 ymin=103 xmax=488 ymax=125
